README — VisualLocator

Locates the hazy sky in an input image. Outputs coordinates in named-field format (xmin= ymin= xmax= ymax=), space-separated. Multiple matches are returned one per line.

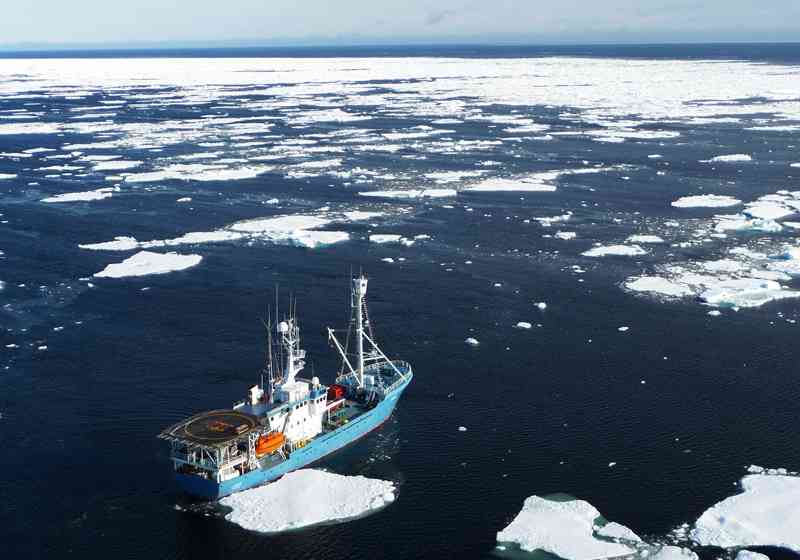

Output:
xmin=3 ymin=1 xmax=799 ymax=47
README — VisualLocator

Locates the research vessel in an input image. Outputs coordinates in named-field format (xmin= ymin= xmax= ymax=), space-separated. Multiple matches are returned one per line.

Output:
xmin=158 ymin=274 xmax=413 ymax=499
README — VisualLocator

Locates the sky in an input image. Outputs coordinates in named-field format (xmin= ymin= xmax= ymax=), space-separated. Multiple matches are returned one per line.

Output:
xmin=2 ymin=0 xmax=799 ymax=48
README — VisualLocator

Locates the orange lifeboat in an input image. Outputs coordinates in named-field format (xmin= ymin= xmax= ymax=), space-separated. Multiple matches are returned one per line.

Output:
xmin=255 ymin=432 xmax=285 ymax=457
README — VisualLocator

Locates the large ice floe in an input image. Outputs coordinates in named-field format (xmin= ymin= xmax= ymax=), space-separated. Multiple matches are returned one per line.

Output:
xmin=496 ymin=495 xmax=639 ymax=558
xmin=464 ymin=168 xmax=611 ymax=193
xmin=625 ymin=245 xmax=800 ymax=308
xmin=671 ymin=195 xmax=742 ymax=209
xmin=496 ymin=494 xmax=698 ymax=560
xmin=79 ymin=211 xmax=382 ymax=251
xmin=94 ymin=251 xmax=202 ymax=278
xmin=691 ymin=468 xmax=800 ymax=553
xmin=358 ymin=189 xmax=456 ymax=199
xmin=41 ymin=187 xmax=119 ymax=203
xmin=582 ymin=244 xmax=648 ymax=257
xmin=705 ymin=154 xmax=753 ymax=163
xmin=219 ymin=470 xmax=395 ymax=533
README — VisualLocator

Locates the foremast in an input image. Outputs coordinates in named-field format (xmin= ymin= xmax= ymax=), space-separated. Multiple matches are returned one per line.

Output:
xmin=328 ymin=273 xmax=409 ymax=391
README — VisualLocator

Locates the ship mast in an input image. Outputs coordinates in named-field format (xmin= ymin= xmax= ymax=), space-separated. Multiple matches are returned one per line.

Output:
xmin=353 ymin=274 xmax=368 ymax=387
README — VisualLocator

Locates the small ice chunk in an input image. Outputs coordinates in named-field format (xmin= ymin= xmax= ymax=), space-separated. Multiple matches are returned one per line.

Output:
xmin=555 ymin=231 xmax=577 ymax=240
xmin=625 ymin=276 xmax=694 ymax=298
xmin=176 ymin=197 xmax=192 ymax=203
xmin=617 ymin=326 xmax=629 ymax=332
xmin=458 ymin=426 xmax=468 ymax=432
xmin=515 ymin=322 xmax=533 ymax=329
xmin=536 ymin=302 xmax=547 ymax=310
xmin=465 ymin=337 xmax=480 ymax=346
xmin=369 ymin=234 xmax=403 ymax=244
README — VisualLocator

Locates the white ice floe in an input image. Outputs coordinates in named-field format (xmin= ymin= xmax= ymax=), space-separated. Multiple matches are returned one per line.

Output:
xmin=625 ymin=276 xmax=695 ymax=298
xmin=515 ymin=322 xmax=533 ymax=329
xmin=125 ymin=163 xmax=272 ymax=183
xmin=80 ymin=212 xmax=379 ymax=252
xmin=0 ymin=173 xmax=17 ymax=180
xmin=649 ymin=546 xmax=699 ymax=560
xmin=735 ymin=551 xmax=770 ymax=560
xmin=94 ymin=251 xmax=202 ymax=278
xmin=536 ymin=302 xmax=547 ymax=310
xmin=582 ymin=245 xmax=647 ymax=257
xmin=705 ymin=154 xmax=753 ymax=163
xmin=465 ymin=337 xmax=480 ymax=346
xmin=358 ymin=189 xmax=456 ymax=199
xmin=691 ymin=471 xmax=800 ymax=553
xmin=369 ymin=234 xmax=403 ymax=244
xmin=93 ymin=160 xmax=142 ymax=171
xmin=176 ymin=197 xmax=192 ymax=203
xmin=41 ymin=187 xmax=118 ymax=203
xmin=699 ymin=278 xmax=800 ymax=308
xmin=220 ymin=469 xmax=395 ymax=533
xmin=626 ymin=235 xmax=665 ymax=244
xmin=671 ymin=195 xmax=742 ymax=208
xmin=555 ymin=231 xmax=577 ymax=240
xmin=496 ymin=495 xmax=637 ymax=559
xmin=595 ymin=522 xmax=642 ymax=542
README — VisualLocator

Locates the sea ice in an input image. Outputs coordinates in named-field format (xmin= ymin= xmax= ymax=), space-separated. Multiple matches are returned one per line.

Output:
xmin=369 ymin=234 xmax=403 ymax=244
xmin=626 ymin=235 xmax=665 ymax=244
xmin=41 ymin=187 xmax=117 ymax=203
xmin=0 ymin=173 xmax=16 ymax=180
xmin=671 ymin=195 xmax=742 ymax=208
xmin=94 ymin=251 xmax=202 ymax=278
xmin=220 ymin=469 xmax=395 ymax=533
xmin=515 ymin=322 xmax=533 ymax=329
xmin=555 ymin=231 xmax=577 ymax=240
xmin=496 ymin=495 xmax=637 ymax=559
xmin=691 ymin=471 xmax=800 ymax=552
xmin=465 ymin=337 xmax=480 ymax=346
xmin=582 ymin=245 xmax=647 ymax=257
xmin=706 ymin=154 xmax=753 ymax=163
xmin=358 ymin=189 xmax=457 ymax=199
xmin=699 ymin=278 xmax=800 ymax=308
xmin=735 ymin=551 xmax=770 ymax=560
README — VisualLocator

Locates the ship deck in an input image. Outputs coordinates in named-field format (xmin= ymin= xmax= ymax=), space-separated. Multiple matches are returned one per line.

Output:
xmin=159 ymin=409 xmax=262 ymax=447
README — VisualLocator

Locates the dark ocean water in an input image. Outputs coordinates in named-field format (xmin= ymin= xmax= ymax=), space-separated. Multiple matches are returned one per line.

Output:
xmin=1 ymin=44 xmax=800 ymax=559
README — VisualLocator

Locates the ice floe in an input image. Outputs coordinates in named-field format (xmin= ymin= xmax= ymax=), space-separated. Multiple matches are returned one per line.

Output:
xmin=671 ymin=195 xmax=742 ymax=209
xmin=706 ymin=154 xmax=753 ymax=163
xmin=582 ymin=245 xmax=648 ymax=257
xmin=94 ymin=251 xmax=202 ymax=278
xmin=41 ymin=187 xmax=118 ymax=203
xmin=220 ymin=469 xmax=395 ymax=533
xmin=465 ymin=337 xmax=480 ymax=346
xmin=691 ymin=470 xmax=800 ymax=553
xmin=359 ymin=189 xmax=457 ymax=199
xmin=0 ymin=173 xmax=17 ymax=180
xmin=80 ymin=211 xmax=381 ymax=252
xmin=626 ymin=235 xmax=665 ymax=244
xmin=496 ymin=495 xmax=637 ymax=559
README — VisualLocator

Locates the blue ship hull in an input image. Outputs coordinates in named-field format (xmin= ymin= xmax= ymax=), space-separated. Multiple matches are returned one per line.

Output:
xmin=175 ymin=374 xmax=412 ymax=499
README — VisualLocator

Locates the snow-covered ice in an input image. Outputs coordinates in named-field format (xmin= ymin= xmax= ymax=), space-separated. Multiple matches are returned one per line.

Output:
xmin=496 ymin=495 xmax=637 ymax=559
xmin=691 ymin=471 xmax=800 ymax=553
xmin=220 ymin=469 xmax=395 ymax=533
xmin=671 ymin=195 xmax=742 ymax=209
xmin=515 ymin=322 xmax=533 ymax=329
xmin=706 ymin=154 xmax=753 ymax=163
xmin=627 ymin=235 xmax=665 ymax=244
xmin=94 ymin=251 xmax=202 ymax=278
xmin=41 ymin=187 xmax=118 ymax=203
xmin=465 ymin=337 xmax=480 ymax=346
xmin=582 ymin=245 xmax=647 ymax=257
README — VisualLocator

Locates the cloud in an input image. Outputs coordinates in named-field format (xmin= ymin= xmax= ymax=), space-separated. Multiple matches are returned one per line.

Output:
xmin=425 ymin=9 xmax=458 ymax=26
